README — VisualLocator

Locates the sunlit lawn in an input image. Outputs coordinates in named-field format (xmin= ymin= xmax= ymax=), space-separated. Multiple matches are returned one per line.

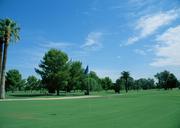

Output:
xmin=0 ymin=90 xmax=180 ymax=128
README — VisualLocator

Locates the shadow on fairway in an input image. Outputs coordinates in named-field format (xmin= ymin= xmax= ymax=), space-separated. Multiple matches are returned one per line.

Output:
xmin=9 ymin=93 xmax=85 ymax=98
xmin=9 ymin=94 xmax=51 ymax=97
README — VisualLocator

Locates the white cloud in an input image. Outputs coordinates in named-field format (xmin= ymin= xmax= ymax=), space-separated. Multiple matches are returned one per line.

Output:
xmin=134 ymin=49 xmax=146 ymax=55
xmin=40 ymin=41 xmax=73 ymax=49
xmin=127 ymin=37 xmax=139 ymax=45
xmin=81 ymin=32 xmax=103 ymax=51
xmin=150 ymin=25 xmax=180 ymax=67
xmin=127 ymin=9 xmax=179 ymax=45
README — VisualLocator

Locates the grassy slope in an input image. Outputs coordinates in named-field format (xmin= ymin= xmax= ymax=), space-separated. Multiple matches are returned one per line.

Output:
xmin=0 ymin=90 xmax=180 ymax=128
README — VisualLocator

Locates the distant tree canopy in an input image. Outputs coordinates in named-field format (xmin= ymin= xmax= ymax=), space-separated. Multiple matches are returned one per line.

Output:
xmin=121 ymin=71 xmax=130 ymax=93
xmin=5 ymin=69 xmax=23 ymax=92
xmin=114 ymin=78 xmax=122 ymax=93
xmin=6 ymin=50 xmax=179 ymax=95
xmin=101 ymin=77 xmax=113 ymax=91
xmin=134 ymin=78 xmax=155 ymax=90
xmin=154 ymin=70 xmax=178 ymax=90
xmin=25 ymin=75 xmax=41 ymax=91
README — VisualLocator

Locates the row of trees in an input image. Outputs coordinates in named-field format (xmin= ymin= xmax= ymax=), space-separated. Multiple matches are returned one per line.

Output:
xmin=5 ymin=49 xmax=180 ymax=95
xmin=5 ymin=69 xmax=41 ymax=92
xmin=115 ymin=70 xmax=180 ymax=93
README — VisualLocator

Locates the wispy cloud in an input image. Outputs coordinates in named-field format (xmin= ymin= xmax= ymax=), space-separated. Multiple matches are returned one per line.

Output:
xmin=134 ymin=49 xmax=146 ymax=55
xmin=127 ymin=9 xmax=179 ymax=45
xmin=40 ymin=41 xmax=73 ymax=49
xmin=150 ymin=25 xmax=180 ymax=67
xmin=81 ymin=32 xmax=103 ymax=51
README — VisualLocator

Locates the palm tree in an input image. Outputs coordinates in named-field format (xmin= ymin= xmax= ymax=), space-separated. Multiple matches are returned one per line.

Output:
xmin=0 ymin=20 xmax=5 ymax=99
xmin=0 ymin=18 xmax=20 ymax=99
xmin=121 ymin=71 xmax=130 ymax=93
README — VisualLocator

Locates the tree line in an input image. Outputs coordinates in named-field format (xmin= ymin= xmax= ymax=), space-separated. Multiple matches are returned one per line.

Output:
xmin=5 ymin=49 xmax=180 ymax=95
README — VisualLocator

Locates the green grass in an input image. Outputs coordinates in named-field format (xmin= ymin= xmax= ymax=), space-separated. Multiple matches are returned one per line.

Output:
xmin=0 ymin=90 xmax=180 ymax=128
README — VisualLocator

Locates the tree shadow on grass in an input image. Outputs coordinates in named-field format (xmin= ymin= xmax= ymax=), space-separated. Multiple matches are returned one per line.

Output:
xmin=9 ymin=93 xmax=52 ymax=97
xmin=9 ymin=92 xmax=84 ymax=98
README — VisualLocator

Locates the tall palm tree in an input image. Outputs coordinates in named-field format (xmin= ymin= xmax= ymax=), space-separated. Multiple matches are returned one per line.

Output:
xmin=0 ymin=18 xmax=20 ymax=99
xmin=121 ymin=71 xmax=130 ymax=93
xmin=0 ymin=20 xmax=5 ymax=99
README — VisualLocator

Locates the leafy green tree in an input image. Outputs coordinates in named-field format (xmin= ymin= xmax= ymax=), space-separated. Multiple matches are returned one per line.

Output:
xmin=84 ymin=77 xmax=101 ymax=91
xmin=135 ymin=78 xmax=155 ymax=90
xmin=134 ymin=80 xmax=141 ymax=90
xmin=121 ymin=71 xmax=130 ymax=93
xmin=167 ymin=73 xmax=178 ymax=89
xmin=54 ymin=63 xmax=70 ymax=95
xmin=127 ymin=77 xmax=134 ymax=90
xmin=154 ymin=71 xmax=178 ymax=90
xmin=26 ymin=75 xmax=40 ymax=91
xmin=20 ymin=79 xmax=27 ymax=91
xmin=147 ymin=78 xmax=155 ymax=89
xmin=5 ymin=69 xmax=22 ymax=92
xmin=0 ymin=18 xmax=20 ymax=99
xmin=160 ymin=70 xmax=170 ymax=89
xmin=35 ymin=49 xmax=69 ymax=95
xmin=89 ymin=71 xmax=102 ymax=91
xmin=154 ymin=73 xmax=162 ymax=89
xmin=68 ymin=61 xmax=84 ymax=92
xmin=101 ymin=77 xmax=113 ymax=91
xmin=114 ymin=78 xmax=122 ymax=93
xmin=89 ymin=71 xmax=101 ymax=82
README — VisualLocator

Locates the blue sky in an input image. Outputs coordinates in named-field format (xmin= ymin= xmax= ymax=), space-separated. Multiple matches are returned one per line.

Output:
xmin=0 ymin=0 xmax=180 ymax=81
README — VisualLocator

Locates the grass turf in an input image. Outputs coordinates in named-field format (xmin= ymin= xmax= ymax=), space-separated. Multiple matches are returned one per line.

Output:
xmin=0 ymin=90 xmax=180 ymax=128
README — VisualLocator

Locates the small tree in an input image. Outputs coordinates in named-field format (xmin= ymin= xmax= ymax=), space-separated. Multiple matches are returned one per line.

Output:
xmin=114 ymin=78 xmax=122 ymax=93
xmin=101 ymin=77 xmax=113 ymax=91
xmin=26 ymin=75 xmax=39 ymax=92
xmin=68 ymin=61 xmax=84 ymax=92
xmin=5 ymin=69 xmax=22 ymax=92
xmin=121 ymin=71 xmax=130 ymax=93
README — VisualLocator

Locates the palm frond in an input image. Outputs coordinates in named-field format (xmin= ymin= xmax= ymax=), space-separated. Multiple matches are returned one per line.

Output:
xmin=0 ymin=18 xmax=20 ymax=43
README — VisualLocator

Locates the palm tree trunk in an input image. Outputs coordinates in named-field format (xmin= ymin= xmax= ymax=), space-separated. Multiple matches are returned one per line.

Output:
xmin=0 ymin=43 xmax=3 ymax=98
xmin=0 ymin=43 xmax=4 ymax=99
xmin=0 ymin=42 xmax=3 ymax=76
xmin=0 ymin=43 xmax=8 ymax=99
